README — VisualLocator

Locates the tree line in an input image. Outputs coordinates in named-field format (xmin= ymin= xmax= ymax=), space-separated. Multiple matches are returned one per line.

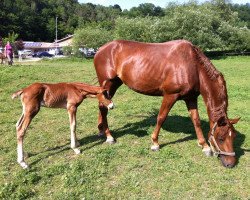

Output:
xmin=0 ymin=0 xmax=250 ymax=51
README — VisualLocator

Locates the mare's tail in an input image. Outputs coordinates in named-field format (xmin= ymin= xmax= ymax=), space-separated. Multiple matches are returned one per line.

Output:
xmin=12 ymin=90 xmax=23 ymax=100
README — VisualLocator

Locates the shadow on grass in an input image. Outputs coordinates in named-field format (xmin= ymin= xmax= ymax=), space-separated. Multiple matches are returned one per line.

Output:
xmin=111 ymin=109 xmax=245 ymax=163
xmin=28 ymin=134 xmax=106 ymax=167
xmin=28 ymin=144 xmax=71 ymax=167
xmin=29 ymin=110 xmax=245 ymax=167
xmin=112 ymin=111 xmax=209 ymax=145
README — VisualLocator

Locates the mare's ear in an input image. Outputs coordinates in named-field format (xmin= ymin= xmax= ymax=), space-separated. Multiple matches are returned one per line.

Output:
xmin=217 ymin=116 xmax=227 ymax=126
xmin=229 ymin=117 xmax=240 ymax=124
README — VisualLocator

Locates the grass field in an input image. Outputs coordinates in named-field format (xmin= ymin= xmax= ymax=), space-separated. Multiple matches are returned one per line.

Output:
xmin=0 ymin=56 xmax=249 ymax=199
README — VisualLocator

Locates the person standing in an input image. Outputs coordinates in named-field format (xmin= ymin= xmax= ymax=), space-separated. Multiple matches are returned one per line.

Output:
xmin=4 ymin=41 xmax=13 ymax=65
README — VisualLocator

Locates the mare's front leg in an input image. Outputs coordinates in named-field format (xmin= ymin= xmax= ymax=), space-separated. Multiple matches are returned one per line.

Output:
xmin=185 ymin=98 xmax=212 ymax=156
xmin=67 ymin=104 xmax=80 ymax=154
xmin=151 ymin=94 xmax=178 ymax=151
xmin=98 ymin=78 xmax=122 ymax=144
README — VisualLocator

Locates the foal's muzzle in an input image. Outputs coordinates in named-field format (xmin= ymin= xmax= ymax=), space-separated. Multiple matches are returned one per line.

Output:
xmin=107 ymin=102 xmax=114 ymax=110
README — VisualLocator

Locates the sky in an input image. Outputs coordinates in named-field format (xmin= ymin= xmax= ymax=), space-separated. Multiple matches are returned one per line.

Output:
xmin=78 ymin=0 xmax=250 ymax=10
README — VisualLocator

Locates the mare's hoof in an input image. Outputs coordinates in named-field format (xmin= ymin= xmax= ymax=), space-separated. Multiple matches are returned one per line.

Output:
xmin=202 ymin=147 xmax=212 ymax=157
xmin=19 ymin=161 xmax=29 ymax=169
xmin=73 ymin=148 xmax=81 ymax=155
xmin=151 ymin=145 xmax=160 ymax=151
xmin=106 ymin=137 xmax=115 ymax=144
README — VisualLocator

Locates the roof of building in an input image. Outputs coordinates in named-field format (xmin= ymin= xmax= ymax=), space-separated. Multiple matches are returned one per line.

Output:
xmin=24 ymin=42 xmax=52 ymax=49
xmin=55 ymin=34 xmax=73 ymax=43
xmin=24 ymin=35 xmax=73 ymax=49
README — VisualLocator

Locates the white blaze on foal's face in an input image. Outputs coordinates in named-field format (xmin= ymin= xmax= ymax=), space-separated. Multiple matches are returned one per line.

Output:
xmin=97 ymin=90 xmax=114 ymax=109
xmin=107 ymin=101 xmax=114 ymax=110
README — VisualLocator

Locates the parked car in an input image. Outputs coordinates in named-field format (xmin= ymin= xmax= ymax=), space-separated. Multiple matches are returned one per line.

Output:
xmin=48 ymin=49 xmax=63 ymax=55
xmin=32 ymin=52 xmax=54 ymax=58
xmin=80 ymin=48 xmax=96 ymax=58
xmin=18 ymin=50 xmax=32 ymax=58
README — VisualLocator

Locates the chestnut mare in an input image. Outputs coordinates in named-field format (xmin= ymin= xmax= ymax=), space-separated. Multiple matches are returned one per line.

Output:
xmin=12 ymin=82 xmax=114 ymax=169
xmin=94 ymin=40 xmax=240 ymax=168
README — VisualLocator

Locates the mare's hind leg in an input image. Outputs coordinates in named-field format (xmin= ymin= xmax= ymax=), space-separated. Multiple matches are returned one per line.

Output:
xmin=185 ymin=98 xmax=212 ymax=156
xmin=151 ymin=94 xmax=179 ymax=151
xmin=67 ymin=104 xmax=80 ymax=154
xmin=16 ymin=105 xmax=39 ymax=169
xmin=98 ymin=77 xmax=122 ymax=143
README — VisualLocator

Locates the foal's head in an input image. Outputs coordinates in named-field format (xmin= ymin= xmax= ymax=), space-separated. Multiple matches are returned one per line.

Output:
xmin=96 ymin=89 xmax=114 ymax=110
xmin=209 ymin=117 xmax=240 ymax=168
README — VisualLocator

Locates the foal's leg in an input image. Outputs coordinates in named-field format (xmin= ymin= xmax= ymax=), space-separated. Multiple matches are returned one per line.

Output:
xmin=16 ymin=104 xmax=39 ymax=169
xmin=151 ymin=94 xmax=178 ymax=151
xmin=185 ymin=98 xmax=212 ymax=156
xmin=67 ymin=104 xmax=80 ymax=154
xmin=98 ymin=78 xmax=122 ymax=143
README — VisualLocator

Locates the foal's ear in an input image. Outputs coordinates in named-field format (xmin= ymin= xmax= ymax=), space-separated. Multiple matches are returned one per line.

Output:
xmin=101 ymin=89 xmax=108 ymax=95
xmin=229 ymin=117 xmax=240 ymax=124
xmin=97 ymin=88 xmax=104 ymax=94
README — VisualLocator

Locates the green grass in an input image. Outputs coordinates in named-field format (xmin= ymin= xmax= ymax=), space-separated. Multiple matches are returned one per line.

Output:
xmin=0 ymin=56 xmax=249 ymax=199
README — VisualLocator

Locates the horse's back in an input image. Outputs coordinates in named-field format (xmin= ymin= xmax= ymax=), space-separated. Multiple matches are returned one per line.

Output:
xmin=94 ymin=40 xmax=200 ymax=96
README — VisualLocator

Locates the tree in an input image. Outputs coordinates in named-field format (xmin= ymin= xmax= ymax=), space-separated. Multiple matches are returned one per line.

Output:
xmin=0 ymin=0 xmax=249 ymax=52
xmin=3 ymin=32 xmax=19 ymax=45
xmin=15 ymin=40 xmax=24 ymax=51
xmin=230 ymin=3 xmax=250 ymax=28
xmin=114 ymin=17 xmax=157 ymax=42
xmin=126 ymin=3 xmax=164 ymax=17
xmin=0 ymin=36 xmax=3 ymax=48
xmin=73 ymin=26 xmax=113 ymax=56
xmin=161 ymin=1 xmax=250 ymax=50
xmin=114 ymin=1 xmax=250 ymax=51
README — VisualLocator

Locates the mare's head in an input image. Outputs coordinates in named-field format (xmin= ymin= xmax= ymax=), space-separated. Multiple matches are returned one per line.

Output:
xmin=209 ymin=117 xmax=240 ymax=168
xmin=96 ymin=89 xmax=114 ymax=110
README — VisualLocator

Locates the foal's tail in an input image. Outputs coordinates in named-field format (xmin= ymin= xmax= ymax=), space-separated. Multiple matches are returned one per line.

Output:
xmin=11 ymin=90 xmax=23 ymax=100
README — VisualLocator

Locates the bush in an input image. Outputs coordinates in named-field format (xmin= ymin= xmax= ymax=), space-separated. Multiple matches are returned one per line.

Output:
xmin=114 ymin=2 xmax=250 ymax=51
xmin=73 ymin=27 xmax=113 ymax=49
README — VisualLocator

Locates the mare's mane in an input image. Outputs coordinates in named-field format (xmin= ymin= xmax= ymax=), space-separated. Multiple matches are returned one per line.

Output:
xmin=193 ymin=46 xmax=221 ymax=80
xmin=193 ymin=46 xmax=228 ymax=121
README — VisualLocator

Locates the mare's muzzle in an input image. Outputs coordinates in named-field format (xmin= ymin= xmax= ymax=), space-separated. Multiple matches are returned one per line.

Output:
xmin=208 ymin=122 xmax=235 ymax=157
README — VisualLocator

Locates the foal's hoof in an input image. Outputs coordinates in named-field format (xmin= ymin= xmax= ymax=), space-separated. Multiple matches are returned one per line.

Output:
xmin=106 ymin=137 xmax=115 ymax=144
xmin=23 ymin=152 xmax=29 ymax=159
xmin=202 ymin=147 xmax=212 ymax=157
xmin=73 ymin=148 xmax=81 ymax=155
xmin=19 ymin=161 xmax=29 ymax=169
xmin=151 ymin=145 xmax=160 ymax=151
xmin=75 ymin=141 xmax=80 ymax=147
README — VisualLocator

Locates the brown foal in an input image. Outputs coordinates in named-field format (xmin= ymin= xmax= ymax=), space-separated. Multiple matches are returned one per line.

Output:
xmin=12 ymin=82 xmax=114 ymax=169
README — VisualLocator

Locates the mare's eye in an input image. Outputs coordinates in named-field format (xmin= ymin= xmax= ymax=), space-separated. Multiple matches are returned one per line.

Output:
xmin=218 ymin=137 xmax=224 ymax=144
